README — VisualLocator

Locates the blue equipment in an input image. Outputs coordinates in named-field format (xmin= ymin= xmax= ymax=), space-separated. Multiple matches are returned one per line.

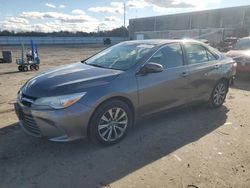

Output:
xmin=16 ymin=40 xmax=40 ymax=72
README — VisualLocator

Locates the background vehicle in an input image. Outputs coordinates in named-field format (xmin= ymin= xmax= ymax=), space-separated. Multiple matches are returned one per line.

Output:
xmin=15 ymin=40 xmax=236 ymax=145
xmin=226 ymin=37 xmax=250 ymax=75
xmin=16 ymin=40 xmax=40 ymax=72
xmin=217 ymin=37 xmax=238 ymax=52
xmin=103 ymin=38 xmax=111 ymax=45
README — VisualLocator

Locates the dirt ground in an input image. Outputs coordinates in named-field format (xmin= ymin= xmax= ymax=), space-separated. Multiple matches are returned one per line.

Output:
xmin=0 ymin=45 xmax=249 ymax=188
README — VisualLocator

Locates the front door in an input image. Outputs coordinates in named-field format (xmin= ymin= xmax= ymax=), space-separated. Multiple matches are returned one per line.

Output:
xmin=136 ymin=43 xmax=189 ymax=116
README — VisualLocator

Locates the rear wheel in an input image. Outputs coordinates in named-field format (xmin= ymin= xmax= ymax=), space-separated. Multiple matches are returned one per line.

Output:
xmin=34 ymin=65 xmax=39 ymax=71
xmin=89 ymin=99 xmax=132 ymax=145
xmin=209 ymin=80 xmax=228 ymax=108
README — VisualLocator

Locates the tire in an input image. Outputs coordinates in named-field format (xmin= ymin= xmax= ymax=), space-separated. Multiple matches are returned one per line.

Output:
xmin=18 ymin=66 xmax=23 ymax=72
xmin=23 ymin=66 xmax=28 ymax=72
xmin=34 ymin=65 xmax=39 ymax=71
xmin=89 ymin=99 xmax=132 ymax=145
xmin=229 ymin=77 xmax=235 ymax=85
xmin=209 ymin=80 xmax=228 ymax=108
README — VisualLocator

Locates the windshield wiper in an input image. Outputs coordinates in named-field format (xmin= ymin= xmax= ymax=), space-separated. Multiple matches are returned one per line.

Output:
xmin=86 ymin=63 xmax=106 ymax=68
xmin=82 ymin=61 xmax=122 ymax=70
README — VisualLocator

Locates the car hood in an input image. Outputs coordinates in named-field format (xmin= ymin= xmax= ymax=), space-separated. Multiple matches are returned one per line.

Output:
xmin=22 ymin=62 xmax=122 ymax=98
xmin=226 ymin=50 xmax=250 ymax=58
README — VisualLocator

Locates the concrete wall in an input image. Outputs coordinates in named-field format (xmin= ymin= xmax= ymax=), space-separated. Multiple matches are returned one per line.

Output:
xmin=129 ymin=5 xmax=250 ymax=44
xmin=0 ymin=36 xmax=126 ymax=45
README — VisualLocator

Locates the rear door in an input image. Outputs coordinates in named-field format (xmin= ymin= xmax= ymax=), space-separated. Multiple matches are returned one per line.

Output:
xmin=183 ymin=43 xmax=221 ymax=101
xmin=137 ymin=43 xmax=189 ymax=116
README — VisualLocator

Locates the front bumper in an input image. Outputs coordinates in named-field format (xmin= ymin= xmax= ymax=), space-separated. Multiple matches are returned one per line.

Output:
xmin=14 ymin=101 xmax=93 ymax=142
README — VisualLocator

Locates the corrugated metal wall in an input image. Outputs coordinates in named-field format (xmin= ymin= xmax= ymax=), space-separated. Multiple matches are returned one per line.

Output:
xmin=0 ymin=36 xmax=127 ymax=45
xmin=129 ymin=5 xmax=250 ymax=44
xmin=134 ymin=28 xmax=225 ymax=46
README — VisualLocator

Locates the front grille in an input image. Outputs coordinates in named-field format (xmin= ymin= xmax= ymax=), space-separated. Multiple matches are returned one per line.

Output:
xmin=21 ymin=94 xmax=37 ymax=107
xmin=20 ymin=111 xmax=41 ymax=136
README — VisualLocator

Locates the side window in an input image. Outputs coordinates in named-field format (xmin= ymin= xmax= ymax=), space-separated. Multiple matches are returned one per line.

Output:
xmin=149 ymin=44 xmax=184 ymax=69
xmin=206 ymin=50 xmax=217 ymax=61
xmin=185 ymin=44 xmax=208 ymax=64
xmin=149 ymin=50 xmax=164 ymax=65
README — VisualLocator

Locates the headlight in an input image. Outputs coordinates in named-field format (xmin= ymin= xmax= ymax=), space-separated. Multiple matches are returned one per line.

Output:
xmin=33 ymin=92 xmax=86 ymax=109
xmin=17 ymin=90 xmax=22 ymax=102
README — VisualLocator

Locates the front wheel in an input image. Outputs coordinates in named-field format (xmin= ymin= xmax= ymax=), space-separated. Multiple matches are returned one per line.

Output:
xmin=89 ymin=99 xmax=132 ymax=145
xmin=18 ymin=66 xmax=23 ymax=72
xmin=209 ymin=80 xmax=228 ymax=108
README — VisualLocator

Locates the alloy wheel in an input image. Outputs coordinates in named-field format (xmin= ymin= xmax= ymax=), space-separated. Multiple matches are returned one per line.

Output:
xmin=98 ymin=107 xmax=128 ymax=142
xmin=213 ymin=82 xmax=226 ymax=106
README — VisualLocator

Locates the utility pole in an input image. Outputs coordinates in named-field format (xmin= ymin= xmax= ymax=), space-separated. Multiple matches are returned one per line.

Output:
xmin=124 ymin=2 xmax=126 ymax=28
xmin=97 ymin=26 xmax=100 ymax=37
xmin=124 ymin=2 xmax=126 ymax=40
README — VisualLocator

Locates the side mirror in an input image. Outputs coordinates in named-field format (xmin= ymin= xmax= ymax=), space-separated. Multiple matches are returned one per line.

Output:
xmin=139 ymin=62 xmax=164 ymax=75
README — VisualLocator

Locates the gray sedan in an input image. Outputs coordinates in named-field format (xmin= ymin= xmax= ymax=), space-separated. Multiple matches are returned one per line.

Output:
xmin=15 ymin=39 xmax=236 ymax=145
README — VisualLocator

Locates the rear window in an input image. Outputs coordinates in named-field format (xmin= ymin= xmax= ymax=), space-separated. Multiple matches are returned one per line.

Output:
xmin=184 ymin=43 xmax=219 ymax=64
xmin=234 ymin=39 xmax=250 ymax=50
xmin=185 ymin=44 xmax=208 ymax=64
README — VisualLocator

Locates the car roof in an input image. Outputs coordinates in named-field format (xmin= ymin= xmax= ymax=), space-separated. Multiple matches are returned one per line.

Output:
xmin=122 ymin=39 xmax=203 ymax=46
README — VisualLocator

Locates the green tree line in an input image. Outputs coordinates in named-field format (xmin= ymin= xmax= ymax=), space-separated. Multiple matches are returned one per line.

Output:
xmin=0 ymin=26 xmax=128 ymax=37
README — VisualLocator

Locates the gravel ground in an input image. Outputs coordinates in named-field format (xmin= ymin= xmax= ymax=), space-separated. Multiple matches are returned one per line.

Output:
xmin=0 ymin=45 xmax=249 ymax=188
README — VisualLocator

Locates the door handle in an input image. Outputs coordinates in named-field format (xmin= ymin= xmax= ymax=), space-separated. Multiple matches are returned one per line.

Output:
xmin=180 ymin=72 xmax=189 ymax=77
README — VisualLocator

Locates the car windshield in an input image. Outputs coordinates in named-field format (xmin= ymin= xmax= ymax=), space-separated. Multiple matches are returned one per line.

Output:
xmin=233 ymin=39 xmax=250 ymax=50
xmin=84 ymin=42 xmax=156 ymax=70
